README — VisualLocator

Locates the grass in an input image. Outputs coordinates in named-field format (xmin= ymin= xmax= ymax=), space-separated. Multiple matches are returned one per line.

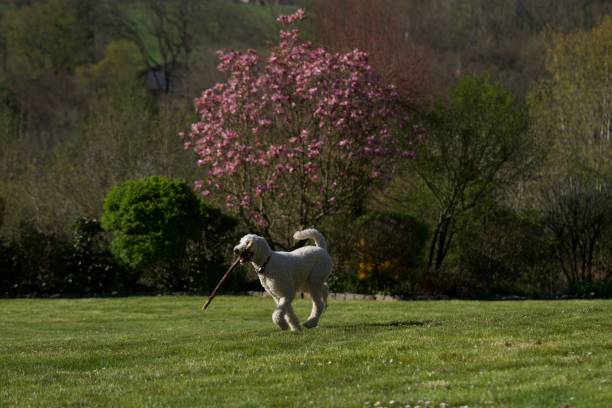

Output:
xmin=0 ymin=297 xmax=611 ymax=407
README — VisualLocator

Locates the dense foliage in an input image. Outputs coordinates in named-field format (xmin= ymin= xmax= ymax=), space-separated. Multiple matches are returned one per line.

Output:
xmin=2 ymin=2 xmax=612 ymax=298
xmin=0 ymin=177 xmax=241 ymax=296
xmin=332 ymin=211 xmax=429 ymax=295
xmin=0 ymin=218 xmax=127 ymax=296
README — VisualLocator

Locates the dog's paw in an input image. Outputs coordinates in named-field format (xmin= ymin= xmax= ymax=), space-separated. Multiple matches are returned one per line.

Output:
xmin=272 ymin=312 xmax=289 ymax=330
xmin=303 ymin=319 xmax=319 ymax=329
xmin=274 ymin=320 xmax=289 ymax=330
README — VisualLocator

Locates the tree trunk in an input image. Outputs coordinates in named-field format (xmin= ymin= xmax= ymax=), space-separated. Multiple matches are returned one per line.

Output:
xmin=427 ymin=213 xmax=453 ymax=273
xmin=434 ymin=217 xmax=453 ymax=271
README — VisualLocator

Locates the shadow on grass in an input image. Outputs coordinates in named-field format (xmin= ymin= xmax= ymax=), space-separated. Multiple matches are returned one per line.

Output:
xmin=325 ymin=320 xmax=435 ymax=331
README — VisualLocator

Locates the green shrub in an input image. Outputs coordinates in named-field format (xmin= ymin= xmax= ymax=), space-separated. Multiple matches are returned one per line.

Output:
xmin=1 ymin=221 xmax=81 ymax=296
xmin=331 ymin=211 xmax=428 ymax=295
xmin=101 ymin=176 xmax=206 ymax=268
xmin=0 ymin=237 xmax=19 ymax=295
xmin=65 ymin=216 xmax=128 ymax=295
xmin=0 ymin=195 xmax=4 ymax=229
xmin=101 ymin=176 xmax=240 ymax=291
xmin=156 ymin=203 xmax=239 ymax=292
xmin=458 ymin=208 xmax=557 ymax=297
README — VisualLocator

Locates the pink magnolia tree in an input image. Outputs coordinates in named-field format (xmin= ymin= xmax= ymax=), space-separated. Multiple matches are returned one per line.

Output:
xmin=184 ymin=9 xmax=414 ymax=248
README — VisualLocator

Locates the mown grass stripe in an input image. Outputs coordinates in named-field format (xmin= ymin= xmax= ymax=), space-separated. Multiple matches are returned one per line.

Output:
xmin=0 ymin=297 xmax=610 ymax=407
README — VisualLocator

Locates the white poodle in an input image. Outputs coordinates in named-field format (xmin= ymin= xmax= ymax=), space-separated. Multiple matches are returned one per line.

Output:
xmin=233 ymin=228 xmax=332 ymax=331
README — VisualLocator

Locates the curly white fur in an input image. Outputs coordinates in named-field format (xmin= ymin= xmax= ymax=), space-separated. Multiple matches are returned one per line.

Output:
xmin=233 ymin=229 xmax=332 ymax=331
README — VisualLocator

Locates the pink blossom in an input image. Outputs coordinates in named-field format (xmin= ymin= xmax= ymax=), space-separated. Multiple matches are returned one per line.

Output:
xmin=255 ymin=184 xmax=268 ymax=197
xmin=182 ymin=8 xmax=414 ymax=236
xmin=225 ymin=194 xmax=237 ymax=209
xmin=276 ymin=9 xmax=305 ymax=25
xmin=371 ymin=169 xmax=383 ymax=178
xmin=240 ymin=194 xmax=250 ymax=207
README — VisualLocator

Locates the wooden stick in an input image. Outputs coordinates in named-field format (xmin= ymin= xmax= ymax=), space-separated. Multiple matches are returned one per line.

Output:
xmin=202 ymin=257 xmax=241 ymax=311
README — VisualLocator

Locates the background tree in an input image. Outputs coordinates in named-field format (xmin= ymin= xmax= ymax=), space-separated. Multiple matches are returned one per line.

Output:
xmin=312 ymin=0 xmax=433 ymax=108
xmin=2 ymin=0 xmax=90 ymax=76
xmin=6 ymin=84 xmax=197 ymax=235
xmin=103 ymin=0 xmax=207 ymax=94
xmin=397 ymin=0 xmax=612 ymax=100
xmin=76 ymin=40 xmax=146 ymax=93
xmin=531 ymin=16 xmax=612 ymax=179
xmin=185 ymin=9 xmax=412 ymax=248
xmin=540 ymin=178 xmax=612 ymax=289
xmin=407 ymin=75 xmax=533 ymax=273
xmin=0 ymin=0 xmax=92 ymax=147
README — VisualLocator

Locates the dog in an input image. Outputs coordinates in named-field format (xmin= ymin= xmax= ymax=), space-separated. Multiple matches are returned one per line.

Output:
xmin=233 ymin=228 xmax=332 ymax=331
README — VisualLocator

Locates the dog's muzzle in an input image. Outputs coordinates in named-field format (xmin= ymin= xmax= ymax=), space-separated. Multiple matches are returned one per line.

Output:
xmin=233 ymin=248 xmax=253 ymax=264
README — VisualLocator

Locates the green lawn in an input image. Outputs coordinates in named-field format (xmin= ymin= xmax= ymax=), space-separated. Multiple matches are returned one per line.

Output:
xmin=0 ymin=297 xmax=610 ymax=407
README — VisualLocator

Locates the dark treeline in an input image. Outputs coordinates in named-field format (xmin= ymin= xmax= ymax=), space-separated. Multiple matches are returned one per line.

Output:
xmin=1 ymin=0 xmax=612 ymax=298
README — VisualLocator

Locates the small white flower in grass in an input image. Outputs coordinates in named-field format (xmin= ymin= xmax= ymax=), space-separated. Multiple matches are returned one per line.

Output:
xmin=389 ymin=401 xmax=396 ymax=405
xmin=374 ymin=401 xmax=382 ymax=407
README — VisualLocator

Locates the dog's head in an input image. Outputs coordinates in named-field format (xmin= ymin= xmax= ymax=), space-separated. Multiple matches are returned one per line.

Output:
xmin=233 ymin=234 xmax=270 ymax=264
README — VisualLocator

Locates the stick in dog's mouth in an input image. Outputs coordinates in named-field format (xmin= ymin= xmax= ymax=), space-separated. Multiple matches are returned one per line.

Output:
xmin=239 ymin=250 xmax=253 ymax=264
xmin=238 ymin=240 xmax=254 ymax=264
xmin=201 ymin=256 xmax=241 ymax=311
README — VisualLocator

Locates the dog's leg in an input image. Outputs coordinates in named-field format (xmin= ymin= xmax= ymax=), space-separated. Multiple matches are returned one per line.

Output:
xmin=277 ymin=297 xmax=301 ymax=331
xmin=303 ymin=284 xmax=325 ymax=329
xmin=322 ymin=282 xmax=329 ymax=310
xmin=272 ymin=308 xmax=289 ymax=330
xmin=271 ymin=296 xmax=289 ymax=330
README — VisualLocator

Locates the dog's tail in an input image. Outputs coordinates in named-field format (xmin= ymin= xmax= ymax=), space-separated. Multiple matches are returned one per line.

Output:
xmin=293 ymin=228 xmax=327 ymax=250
